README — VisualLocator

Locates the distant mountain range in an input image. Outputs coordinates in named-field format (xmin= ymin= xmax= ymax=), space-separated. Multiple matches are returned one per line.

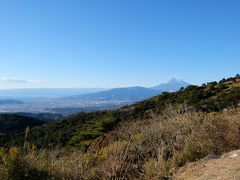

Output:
xmin=0 ymin=79 xmax=190 ymax=101
xmin=65 ymin=86 xmax=160 ymax=102
xmin=64 ymin=78 xmax=191 ymax=102
xmin=0 ymin=78 xmax=191 ymax=115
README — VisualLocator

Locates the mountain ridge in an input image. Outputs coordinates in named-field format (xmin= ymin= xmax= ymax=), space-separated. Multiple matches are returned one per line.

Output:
xmin=63 ymin=78 xmax=191 ymax=102
xmin=64 ymin=86 xmax=161 ymax=102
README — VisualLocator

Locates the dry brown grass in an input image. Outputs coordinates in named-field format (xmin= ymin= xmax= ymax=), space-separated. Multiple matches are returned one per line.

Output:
xmin=88 ymin=105 xmax=240 ymax=179
xmin=0 ymin=146 xmax=86 ymax=179
xmin=1 ymin=105 xmax=240 ymax=179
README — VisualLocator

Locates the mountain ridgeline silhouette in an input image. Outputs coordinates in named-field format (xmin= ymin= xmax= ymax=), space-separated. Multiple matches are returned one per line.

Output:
xmin=64 ymin=78 xmax=190 ymax=102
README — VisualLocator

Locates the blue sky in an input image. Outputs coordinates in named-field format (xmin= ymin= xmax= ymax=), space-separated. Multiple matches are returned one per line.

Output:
xmin=0 ymin=0 xmax=239 ymax=89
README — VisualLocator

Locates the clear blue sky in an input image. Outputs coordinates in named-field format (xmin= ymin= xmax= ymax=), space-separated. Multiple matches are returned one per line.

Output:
xmin=0 ymin=0 xmax=239 ymax=89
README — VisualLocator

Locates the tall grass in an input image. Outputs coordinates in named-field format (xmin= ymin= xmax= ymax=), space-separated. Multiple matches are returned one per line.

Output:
xmin=1 ymin=105 xmax=240 ymax=179
xmin=89 ymin=105 xmax=240 ymax=179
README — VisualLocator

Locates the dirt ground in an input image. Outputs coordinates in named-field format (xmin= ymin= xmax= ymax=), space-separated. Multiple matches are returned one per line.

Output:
xmin=175 ymin=150 xmax=240 ymax=180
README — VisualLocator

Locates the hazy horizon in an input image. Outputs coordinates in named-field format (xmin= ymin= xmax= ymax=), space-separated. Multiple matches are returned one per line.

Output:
xmin=0 ymin=75 xmax=238 ymax=90
xmin=0 ymin=76 xmax=190 ymax=90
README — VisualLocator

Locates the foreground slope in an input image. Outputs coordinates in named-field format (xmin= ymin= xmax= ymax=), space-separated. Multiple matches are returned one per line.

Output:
xmin=175 ymin=150 xmax=240 ymax=180
xmin=1 ymin=104 xmax=240 ymax=179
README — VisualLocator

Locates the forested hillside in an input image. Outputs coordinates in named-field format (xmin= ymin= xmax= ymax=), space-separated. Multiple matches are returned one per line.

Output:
xmin=0 ymin=114 xmax=44 ymax=134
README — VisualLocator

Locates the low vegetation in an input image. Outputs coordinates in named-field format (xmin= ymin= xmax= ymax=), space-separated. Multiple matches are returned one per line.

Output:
xmin=1 ymin=105 xmax=240 ymax=179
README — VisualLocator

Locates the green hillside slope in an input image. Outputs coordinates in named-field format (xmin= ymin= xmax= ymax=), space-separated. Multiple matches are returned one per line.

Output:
xmin=0 ymin=114 xmax=45 ymax=135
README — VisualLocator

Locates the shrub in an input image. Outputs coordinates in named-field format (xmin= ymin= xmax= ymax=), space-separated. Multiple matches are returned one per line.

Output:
xmin=1 ymin=105 xmax=240 ymax=179
xmin=143 ymin=156 xmax=167 ymax=179
xmin=0 ymin=147 xmax=55 ymax=180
